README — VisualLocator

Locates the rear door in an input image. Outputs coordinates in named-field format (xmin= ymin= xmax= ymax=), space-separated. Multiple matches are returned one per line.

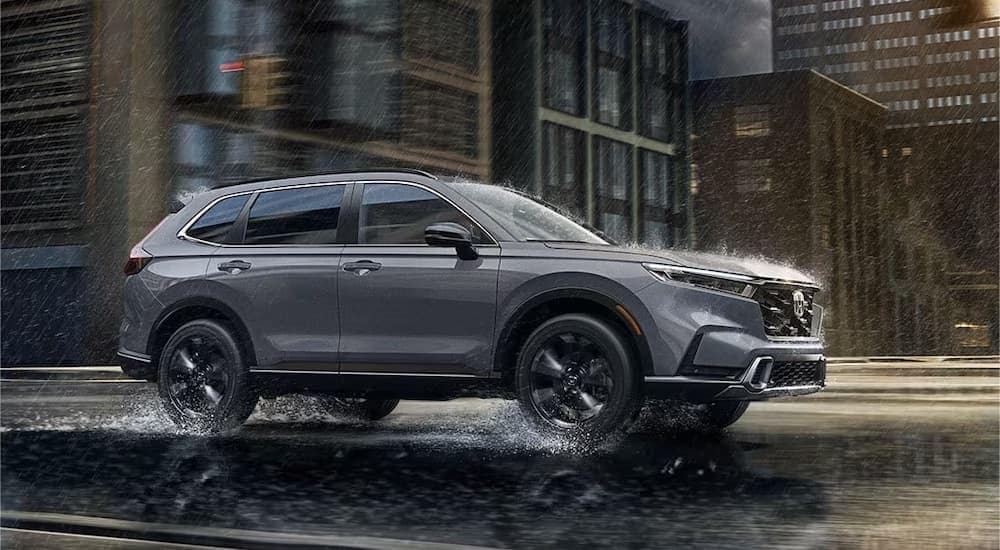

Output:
xmin=205 ymin=182 xmax=350 ymax=370
xmin=337 ymin=182 xmax=500 ymax=376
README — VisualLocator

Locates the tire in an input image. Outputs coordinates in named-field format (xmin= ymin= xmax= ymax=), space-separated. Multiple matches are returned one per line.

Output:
xmin=157 ymin=319 xmax=258 ymax=432
xmin=516 ymin=313 xmax=643 ymax=442
xmin=319 ymin=397 xmax=400 ymax=421
xmin=702 ymin=400 xmax=750 ymax=429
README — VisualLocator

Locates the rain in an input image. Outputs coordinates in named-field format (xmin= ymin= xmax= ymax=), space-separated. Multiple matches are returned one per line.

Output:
xmin=1 ymin=0 xmax=998 ymax=548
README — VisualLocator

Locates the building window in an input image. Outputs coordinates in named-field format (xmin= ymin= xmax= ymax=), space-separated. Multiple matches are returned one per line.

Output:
xmin=639 ymin=150 xmax=673 ymax=247
xmin=734 ymin=104 xmax=771 ymax=137
xmin=593 ymin=137 xmax=633 ymax=241
xmin=404 ymin=0 xmax=479 ymax=73
xmin=541 ymin=123 xmax=586 ymax=218
xmin=542 ymin=0 xmax=585 ymax=115
xmin=1 ymin=1 xmax=91 ymax=230
xmin=638 ymin=11 xmax=681 ymax=142
xmin=402 ymin=77 xmax=478 ymax=158
xmin=593 ymin=0 xmax=632 ymax=129
xmin=301 ymin=0 xmax=402 ymax=133
xmin=735 ymin=159 xmax=772 ymax=193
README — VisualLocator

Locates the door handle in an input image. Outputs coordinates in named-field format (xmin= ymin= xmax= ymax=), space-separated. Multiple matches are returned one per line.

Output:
xmin=343 ymin=261 xmax=381 ymax=276
xmin=218 ymin=260 xmax=252 ymax=274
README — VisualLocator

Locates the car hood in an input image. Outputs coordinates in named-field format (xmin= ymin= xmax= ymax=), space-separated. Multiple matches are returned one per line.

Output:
xmin=544 ymin=243 xmax=819 ymax=286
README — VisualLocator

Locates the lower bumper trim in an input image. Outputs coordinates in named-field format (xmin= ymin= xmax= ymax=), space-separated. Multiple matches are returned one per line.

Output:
xmin=712 ymin=383 xmax=823 ymax=401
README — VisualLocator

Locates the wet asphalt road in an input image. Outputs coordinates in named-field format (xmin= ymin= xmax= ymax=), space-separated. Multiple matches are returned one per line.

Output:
xmin=1 ymin=379 xmax=997 ymax=549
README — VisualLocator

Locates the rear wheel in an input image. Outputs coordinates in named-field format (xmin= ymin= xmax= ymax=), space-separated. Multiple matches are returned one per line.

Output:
xmin=158 ymin=319 xmax=258 ymax=432
xmin=319 ymin=397 xmax=400 ymax=421
xmin=702 ymin=400 xmax=750 ymax=429
xmin=516 ymin=314 xmax=643 ymax=442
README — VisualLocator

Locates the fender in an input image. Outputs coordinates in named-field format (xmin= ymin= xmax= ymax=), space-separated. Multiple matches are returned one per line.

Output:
xmin=494 ymin=273 xmax=659 ymax=375
xmin=148 ymin=295 xmax=258 ymax=366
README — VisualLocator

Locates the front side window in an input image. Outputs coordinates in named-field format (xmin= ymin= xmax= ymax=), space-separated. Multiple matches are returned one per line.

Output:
xmin=186 ymin=194 xmax=250 ymax=243
xmin=358 ymin=183 xmax=483 ymax=245
xmin=243 ymin=185 xmax=345 ymax=245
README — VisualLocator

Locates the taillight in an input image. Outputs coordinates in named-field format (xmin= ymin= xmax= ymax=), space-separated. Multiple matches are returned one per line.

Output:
xmin=124 ymin=215 xmax=170 ymax=276
xmin=124 ymin=244 xmax=152 ymax=276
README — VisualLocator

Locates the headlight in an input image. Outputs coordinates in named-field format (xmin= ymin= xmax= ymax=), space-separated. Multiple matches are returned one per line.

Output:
xmin=642 ymin=263 xmax=756 ymax=297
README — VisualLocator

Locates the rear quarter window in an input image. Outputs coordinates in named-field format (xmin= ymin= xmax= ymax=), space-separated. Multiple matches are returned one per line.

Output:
xmin=185 ymin=195 xmax=250 ymax=243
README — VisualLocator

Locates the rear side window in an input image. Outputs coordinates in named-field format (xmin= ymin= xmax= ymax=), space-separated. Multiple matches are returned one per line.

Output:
xmin=186 ymin=195 xmax=250 ymax=243
xmin=244 ymin=185 xmax=345 ymax=245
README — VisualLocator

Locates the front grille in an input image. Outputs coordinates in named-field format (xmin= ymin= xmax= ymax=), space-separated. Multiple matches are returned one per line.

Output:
xmin=768 ymin=360 xmax=824 ymax=388
xmin=755 ymin=285 xmax=816 ymax=337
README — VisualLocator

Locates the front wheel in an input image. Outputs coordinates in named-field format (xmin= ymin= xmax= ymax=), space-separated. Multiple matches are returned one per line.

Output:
xmin=158 ymin=319 xmax=258 ymax=432
xmin=516 ymin=314 xmax=643 ymax=442
xmin=319 ymin=397 xmax=400 ymax=420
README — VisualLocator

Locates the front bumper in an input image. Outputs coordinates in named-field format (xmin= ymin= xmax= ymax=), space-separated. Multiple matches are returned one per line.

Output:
xmin=644 ymin=354 xmax=826 ymax=403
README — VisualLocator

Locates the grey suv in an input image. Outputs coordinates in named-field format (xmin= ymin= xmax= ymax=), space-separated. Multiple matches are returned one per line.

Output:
xmin=120 ymin=169 xmax=825 ymax=439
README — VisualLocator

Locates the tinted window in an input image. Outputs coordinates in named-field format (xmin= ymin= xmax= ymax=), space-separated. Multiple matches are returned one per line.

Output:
xmin=187 ymin=195 xmax=250 ymax=243
xmin=244 ymin=185 xmax=345 ymax=245
xmin=359 ymin=183 xmax=483 ymax=245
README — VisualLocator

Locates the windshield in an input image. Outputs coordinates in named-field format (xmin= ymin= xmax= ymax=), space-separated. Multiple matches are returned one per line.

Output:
xmin=451 ymin=183 xmax=610 ymax=244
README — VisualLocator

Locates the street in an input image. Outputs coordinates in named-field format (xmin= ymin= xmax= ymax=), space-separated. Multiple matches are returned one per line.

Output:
xmin=1 ymin=361 xmax=998 ymax=549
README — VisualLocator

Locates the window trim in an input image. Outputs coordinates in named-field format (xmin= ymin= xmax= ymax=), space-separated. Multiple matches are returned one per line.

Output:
xmin=348 ymin=180 xmax=499 ymax=247
xmin=177 ymin=181 xmax=352 ymax=248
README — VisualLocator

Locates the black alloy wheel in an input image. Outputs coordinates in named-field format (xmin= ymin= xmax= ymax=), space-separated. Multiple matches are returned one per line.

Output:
xmin=158 ymin=319 xmax=257 ymax=432
xmin=528 ymin=332 xmax=613 ymax=427
xmin=516 ymin=314 xmax=643 ymax=441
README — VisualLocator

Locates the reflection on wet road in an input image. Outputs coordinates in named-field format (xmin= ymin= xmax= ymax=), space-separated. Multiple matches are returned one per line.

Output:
xmin=1 ymin=381 xmax=997 ymax=548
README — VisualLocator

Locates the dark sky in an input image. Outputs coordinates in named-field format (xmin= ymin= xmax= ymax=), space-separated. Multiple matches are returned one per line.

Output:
xmin=652 ymin=0 xmax=773 ymax=80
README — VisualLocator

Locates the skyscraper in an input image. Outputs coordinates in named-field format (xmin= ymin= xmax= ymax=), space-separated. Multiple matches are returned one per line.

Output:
xmin=772 ymin=0 xmax=999 ymax=129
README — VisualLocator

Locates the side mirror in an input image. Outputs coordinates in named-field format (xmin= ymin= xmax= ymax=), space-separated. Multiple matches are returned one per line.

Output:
xmin=425 ymin=222 xmax=479 ymax=260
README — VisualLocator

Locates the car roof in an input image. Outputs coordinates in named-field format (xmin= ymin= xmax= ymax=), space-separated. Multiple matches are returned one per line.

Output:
xmin=205 ymin=169 xmax=440 ymax=196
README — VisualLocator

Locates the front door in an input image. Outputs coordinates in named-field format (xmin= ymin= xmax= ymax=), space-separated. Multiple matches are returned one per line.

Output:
xmin=207 ymin=182 xmax=348 ymax=370
xmin=338 ymin=182 xmax=500 ymax=376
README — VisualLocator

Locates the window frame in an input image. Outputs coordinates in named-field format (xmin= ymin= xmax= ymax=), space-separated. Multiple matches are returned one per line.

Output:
xmin=345 ymin=180 xmax=499 ymax=247
xmin=177 ymin=181 xmax=353 ymax=247
xmin=180 ymin=179 xmax=500 ymax=248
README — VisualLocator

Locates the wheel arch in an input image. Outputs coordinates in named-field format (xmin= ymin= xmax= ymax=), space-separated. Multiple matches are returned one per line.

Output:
xmin=147 ymin=297 xmax=258 ymax=368
xmin=495 ymin=287 xmax=656 ymax=383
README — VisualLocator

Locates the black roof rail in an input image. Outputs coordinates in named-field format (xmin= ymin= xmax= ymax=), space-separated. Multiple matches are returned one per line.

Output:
xmin=225 ymin=168 xmax=439 ymax=187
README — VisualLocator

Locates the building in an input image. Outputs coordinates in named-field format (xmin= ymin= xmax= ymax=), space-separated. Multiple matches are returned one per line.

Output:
xmin=691 ymin=70 xmax=937 ymax=355
xmin=772 ymin=0 xmax=999 ymax=129
xmin=1 ymin=0 xmax=493 ymax=365
xmin=771 ymin=0 xmax=999 ymax=352
xmin=492 ymin=0 xmax=692 ymax=246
